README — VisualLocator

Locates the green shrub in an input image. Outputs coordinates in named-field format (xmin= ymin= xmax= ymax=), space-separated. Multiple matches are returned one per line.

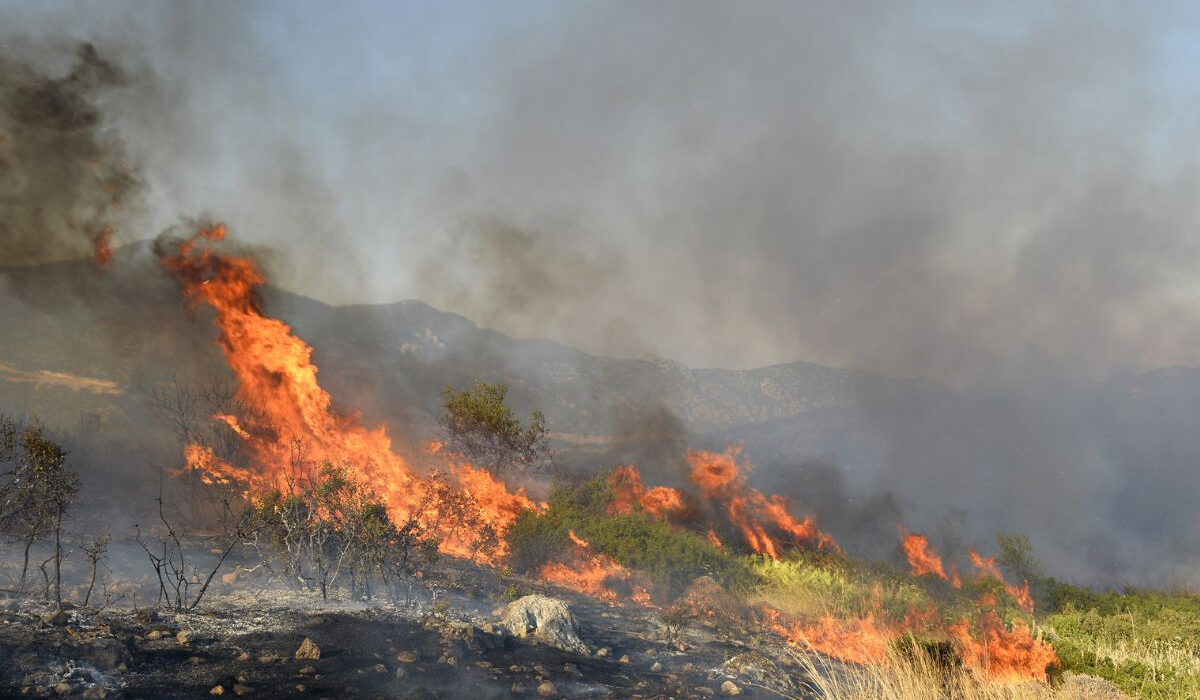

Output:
xmin=505 ymin=472 xmax=751 ymax=600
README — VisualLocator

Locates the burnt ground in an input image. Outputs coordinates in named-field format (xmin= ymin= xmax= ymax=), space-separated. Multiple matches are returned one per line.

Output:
xmin=0 ymin=557 xmax=816 ymax=700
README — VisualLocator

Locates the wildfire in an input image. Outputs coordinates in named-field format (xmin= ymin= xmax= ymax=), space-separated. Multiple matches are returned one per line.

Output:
xmin=762 ymin=606 xmax=896 ymax=665
xmin=686 ymin=446 xmax=838 ymax=557
xmin=950 ymin=611 xmax=1059 ymax=682
xmin=92 ymin=224 xmax=115 ymax=269
xmin=969 ymin=549 xmax=1035 ymax=614
xmin=158 ymin=224 xmax=534 ymax=563
xmin=901 ymin=531 xmax=961 ymax=587
xmin=539 ymin=530 xmax=653 ymax=605
xmin=607 ymin=465 xmax=685 ymax=518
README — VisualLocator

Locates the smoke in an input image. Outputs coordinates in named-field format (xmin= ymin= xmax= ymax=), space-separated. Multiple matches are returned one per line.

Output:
xmin=0 ymin=41 xmax=141 ymax=266
xmin=4 ymin=2 xmax=1200 ymax=589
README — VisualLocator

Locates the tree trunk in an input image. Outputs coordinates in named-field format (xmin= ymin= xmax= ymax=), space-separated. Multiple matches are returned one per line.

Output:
xmin=18 ymin=536 xmax=33 ymax=600
xmin=53 ymin=508 xmax=63 ymax=610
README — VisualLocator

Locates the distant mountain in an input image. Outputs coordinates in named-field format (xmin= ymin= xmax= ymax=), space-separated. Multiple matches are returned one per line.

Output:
xmin=0 ymin=241 xmax=948 ymax=464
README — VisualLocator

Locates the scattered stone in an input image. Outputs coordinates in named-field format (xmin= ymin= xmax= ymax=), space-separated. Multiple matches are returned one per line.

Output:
xmin=54 ymin=682 xmax=73 ymax=696
xmin=720 ymin=680 xmax=741 ymax=696
xmin=651 ymin=661 xmax=663 ymax=672
xmin=395 ymin=650 xmax=418 ymax=663
xmin=187 ymin=656 xmax=203 ymax=665
xmin=209 ymin=686 xmax=225 ymax=696
xmin=694 ymin=687 xmax=715 ymax=697
xmin=294 ymin=637 xmax=321 ymax=660
xmin=258 ymin=653 xmax=281 ymax=664
xmin=236 ymin=652 xmax=250 ymax=662
xmin=393 ymin=668 xmax=407 ymax=680
xmin=298 ymin=666 xmax=316 ymax=675
xmin=537 ymin=681 xmax=558 ymax=698
xmin=373 ymin=663 xmax=387 ymax=673
xmin=500 ymin=595 xmax=589 ymax=654
xmin=146 ymin=629 xmax=163 ymax=640
xmin=595 ymin=646 xmax=612 ymax=658
xmin=236 ymin=672 xmax=250 ymax=684
xmin=232 ymin=684 xmax=253 ymax=696
xmin=81 ymin=685 xmax=107 ymax=699
xmin=176 ymin=629 xmax=194 ymax=645
xmin=618 ymin=654 xmax=631 ymax=664
xmin=562 ymin=662 xmax=581 ymax=676
xmin=294 ymin=685 xmax=306 ymax=693
xmin=511 ymin=683 xmax=526 ymax=694
xmin=44 ymin=611 xmax=70 ymax=626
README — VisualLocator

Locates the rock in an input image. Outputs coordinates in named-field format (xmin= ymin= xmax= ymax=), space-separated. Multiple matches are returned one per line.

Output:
xmin=694 ymin=687 xmax=714 ymax=697
xmin=81 ymin=685 xmax=107 ymax=699
xmin=395 ymin=650 xmax=418 ymax=663
xmin=187 ymin=656 xmax=203 ymax=665
xmin=500 ymin=595 xmax=589 ymax=654
xmin=294 ymin=685 xmax=306 ymax=693
xmin=294 ymin=638 xmax=321 ymax=660
xmin=236 ymin=652 xmax=250 ymax=662
xmin=232 ymin=684 xmax=253 ymax=696
xmin=651 ymin=661 xmax=663 ymax=672
xmin=595 ymin=646 xmax=611 ymax=657
xmin=176 ymin=630 xmax=194 ymax=645
xmin=44 ymin=611 xmax=70 ymax=626
xmin=394 ymin=668 xmax=407 ymax=680
xmin=618 ymin=654 xmax=631 ymax=664
xmin=146 ymin=630 xmax=163 ymax=640
xmin=236 ymin=673 xmax=250 ymax=684
xmin=537 ymin=681 xmax=558 ymax=698
xmin=298 ymin=666 xmax=316 ymax=675
xmin=258 ymin=653 xmax=281 ymax=664
xmin=511 ymin=683 xmax=526 ymax=694
xmin=209 ymin=686 xmax=225 ymax=696
xmin=54 ymin=682 xmax=73 ymax=696
xmin=373 ymin=664 xmax=387 ymax=673
xmin=720 ymin=680 xmax=741 ymax=696
xmin=441 ymin=620 xmax=504 ymax=651
xmin=81 ymin=638 xmax=130 ymax=671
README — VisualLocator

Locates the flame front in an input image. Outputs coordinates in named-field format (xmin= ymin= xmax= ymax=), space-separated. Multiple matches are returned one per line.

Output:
xmin=686 ymin=446 xmax=838 ymax=556
xmin=160 ymin=225 xmax=532 ymax=562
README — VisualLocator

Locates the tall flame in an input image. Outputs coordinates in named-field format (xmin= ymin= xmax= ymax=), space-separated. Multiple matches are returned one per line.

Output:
xmin=158 ymin=224 xmax=533 ymax=561
xmin=686 ymin=445 xmax=838 ymax=556
xmin=901 ymin=531 xmax=961 ymax=587
xmin=607 ymin=465 xmax=685 ymax=518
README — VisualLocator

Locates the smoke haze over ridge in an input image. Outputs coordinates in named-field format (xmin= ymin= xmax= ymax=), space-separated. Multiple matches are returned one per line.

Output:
xmin=5 ymin=2 xmax=1200 ymax=590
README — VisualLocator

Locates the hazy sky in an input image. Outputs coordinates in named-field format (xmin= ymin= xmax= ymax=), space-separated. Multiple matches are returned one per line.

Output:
xmin=5 ymin=0 xmax=1200 ymax=383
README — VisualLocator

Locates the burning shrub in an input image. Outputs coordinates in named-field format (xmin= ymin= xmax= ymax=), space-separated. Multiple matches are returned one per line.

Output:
xmin=505 ymin=472 xmax=749 ymax=601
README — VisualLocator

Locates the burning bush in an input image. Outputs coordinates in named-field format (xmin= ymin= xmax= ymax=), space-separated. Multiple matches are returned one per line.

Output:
xmin=505 ymin=471 xmax=749 ymax=601
xmin=440 ymin=381 xmax=553 ymax=477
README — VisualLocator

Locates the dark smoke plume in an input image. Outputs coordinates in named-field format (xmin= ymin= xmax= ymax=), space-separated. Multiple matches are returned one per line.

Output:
xmin=0 ymin=42 xmax=141 ymax=267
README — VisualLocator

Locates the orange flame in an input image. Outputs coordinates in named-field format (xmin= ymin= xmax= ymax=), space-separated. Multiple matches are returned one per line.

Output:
xmin=969 ymin=549 xmax=1035 ymax=613
xmin=686 ymin=446 xmax=838 ymax=557
xmin=92 ymin=224 xmax=115 ymax=269
xmin=762 ymin=606 xmax=896 ymax=665
xmin=901 ymin=531 xmax=960 ymax=587
xmin=950 ymin=611 xmax=1059 ymax=682
xmin=161 ymin=224 xmax=533 ymax=563
xmin=539 ymin=530 xmax=653 ymax=605
xmin=607 ymin=465 xmax=685 ymax=518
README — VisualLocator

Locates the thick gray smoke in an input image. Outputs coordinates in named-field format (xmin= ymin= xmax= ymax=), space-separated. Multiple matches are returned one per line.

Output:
xmin=4 ymin=2 xmax=1200 ymax=589
xmin=0 ymin=41 xmax=140 ymax=265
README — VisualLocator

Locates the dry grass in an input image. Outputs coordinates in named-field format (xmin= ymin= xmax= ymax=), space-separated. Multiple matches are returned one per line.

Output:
xmin=789 ymin=646 xmax=1130 ymax=700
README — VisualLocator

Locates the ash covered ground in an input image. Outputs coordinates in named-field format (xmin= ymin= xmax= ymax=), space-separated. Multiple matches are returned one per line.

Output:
xmin=0 ymin=554 xmax=809 ymax=700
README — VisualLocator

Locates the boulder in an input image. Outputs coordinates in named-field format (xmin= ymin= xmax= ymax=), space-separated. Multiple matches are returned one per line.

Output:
xmin=294 ymin=638 xmax=320 ymax=660
xmin=499 ymin=595 xmax=589 ymax=654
